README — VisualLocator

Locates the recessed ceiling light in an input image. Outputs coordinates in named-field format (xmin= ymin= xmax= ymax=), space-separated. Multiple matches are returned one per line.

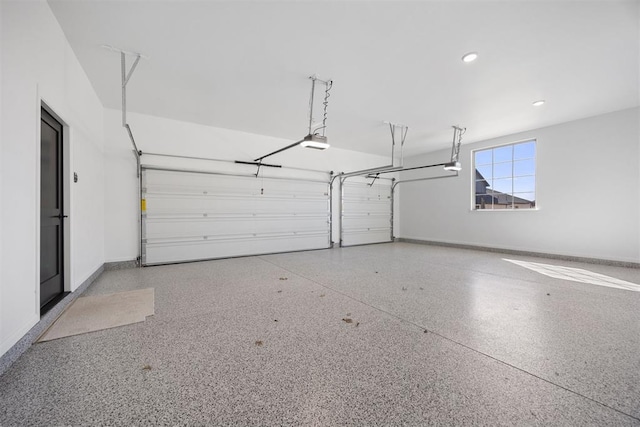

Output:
xmin=532 ymin=100 xmax=546 ymax=107
xmin=461 ymin=52 xmax=478 ymax=63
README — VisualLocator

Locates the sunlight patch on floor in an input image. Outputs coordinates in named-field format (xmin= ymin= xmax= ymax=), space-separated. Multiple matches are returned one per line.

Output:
xmin=503 ymin=259 xmax=640 ymax=292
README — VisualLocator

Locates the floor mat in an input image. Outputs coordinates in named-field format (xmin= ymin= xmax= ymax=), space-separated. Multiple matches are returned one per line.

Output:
xmin=38 ymin=288 xmax=154 ymax=342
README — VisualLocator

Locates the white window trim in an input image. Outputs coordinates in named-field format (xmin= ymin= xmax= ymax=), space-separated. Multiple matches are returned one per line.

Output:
xmin=470 ymin=138 xmax=538 ymax=212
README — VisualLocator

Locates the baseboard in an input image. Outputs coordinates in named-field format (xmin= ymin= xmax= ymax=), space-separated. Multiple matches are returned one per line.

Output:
xmin=396 ymin=238 xmax=640 ymax=269
xmin=104 ymin=260 xmax=139 ymax=270
xmin=0 ymin=317 xmax=39 ymax=358
xmin=0 ymin=264 xmax=104 ymax=377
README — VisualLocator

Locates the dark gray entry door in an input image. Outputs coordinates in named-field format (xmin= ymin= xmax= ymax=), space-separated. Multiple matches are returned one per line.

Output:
xmin=40 ymin=108 xmax=65 ymax=310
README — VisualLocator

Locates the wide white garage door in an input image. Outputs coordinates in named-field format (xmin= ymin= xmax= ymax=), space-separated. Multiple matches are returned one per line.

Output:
xmin=141 ymin=167 xmax=331 ymax=265
xmin=341 ymin=177 xmax=393 ymax=247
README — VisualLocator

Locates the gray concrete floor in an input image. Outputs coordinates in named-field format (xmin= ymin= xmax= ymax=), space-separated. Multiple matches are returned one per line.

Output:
xmin=1 ymin=242 xmax=639 ymax=426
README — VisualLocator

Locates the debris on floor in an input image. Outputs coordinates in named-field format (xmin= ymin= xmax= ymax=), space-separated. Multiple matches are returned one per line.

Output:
xmin=342 ymin=318 xmax=353 ymax=324
xmin=419 ymin=287 xmax=424 ymax=290
xmin=402 ymin=287 xmax=407 ymax=291
xmin=142 ymin=364 xmax=152 ymax=371
xmin=319 ymin=294 xmax=325 ymax=297
xmin=547 ymin=293 xmax=550 ymax=296
xmin=277 ymin=290 xmax=282 ymax=293
xmin=274 ymin=319 xmax=278 ymax=322
xmin=279 ymin=277 xmax=288 ymax=281
xmin=255 ymin=340 xmax=263 ymax=346
xmin=355 ymin=322 xmax=360 ymax=327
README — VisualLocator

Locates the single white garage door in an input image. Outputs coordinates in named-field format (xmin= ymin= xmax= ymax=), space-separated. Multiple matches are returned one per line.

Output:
xmin=341 ymin=176 xmax=392 ymax=247
xmin=141 ymin=167 xmax=331 ymax=265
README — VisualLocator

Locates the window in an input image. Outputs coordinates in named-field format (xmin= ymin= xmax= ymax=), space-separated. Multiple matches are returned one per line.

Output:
xmin=473 ymin=140 xmax=536 ymax=210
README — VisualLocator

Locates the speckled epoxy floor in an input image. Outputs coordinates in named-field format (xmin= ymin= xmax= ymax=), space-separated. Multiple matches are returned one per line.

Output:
xmin=1 ymin=243 xmax=639 ymax=426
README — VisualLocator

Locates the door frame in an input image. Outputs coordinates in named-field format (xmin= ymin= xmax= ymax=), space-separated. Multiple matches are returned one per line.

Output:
xmin=38 ymin=99 xmax=71 ymax=316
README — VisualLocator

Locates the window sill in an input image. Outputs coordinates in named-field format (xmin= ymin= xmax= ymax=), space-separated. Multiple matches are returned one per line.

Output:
xmin=470 ymin=208 xmax=540 ymax=212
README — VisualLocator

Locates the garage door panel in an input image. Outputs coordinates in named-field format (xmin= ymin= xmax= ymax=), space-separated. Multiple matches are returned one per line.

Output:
xmin=342 ymin=200 xmax=390 ymax=214
xmin=146 ymin=172 xmax=328 ymax=196
xmin=342 ymin=215 xmax=390 ymax=230
xmin=145 ymin=216 xmax=328 ymax=239
xmin=341 ymin=178 xmax=392 ymax=247
xmin=142 ymin=168 xmax=330 ymax=265
xmin=341 ymin=229 xmax=391 ymax=247
xmin=146 ymin=195 xmax=327 ymax=215
xmin=145 ymin=233 xmax=328 ymax=265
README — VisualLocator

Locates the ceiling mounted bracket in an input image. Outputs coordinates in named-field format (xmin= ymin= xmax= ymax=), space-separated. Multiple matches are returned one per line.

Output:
xmin=383 ymin=121 xmax=409 ymax=168
xmin=252 ymin=74 xmax=333 ymax=163
xmin=101 ymin=45 xmax=147 ymax=128
xmin=103 ymin=45 xmax=147 ymax=175
xmin=120 ymin=51 xmax=141 ymax=128
xmin=444 ymin=125 xmax=466 ymax=171
xmin=339 ymin=124 xmax=467 ymax=178
xmin=307 ymin=74 xmax=333 ymax=138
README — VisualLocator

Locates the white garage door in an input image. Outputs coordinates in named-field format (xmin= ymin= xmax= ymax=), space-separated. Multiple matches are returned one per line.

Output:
xmin=141 ymin=167 xmax=331 ymax=265
xmin=341 ymin=176 xmax=393 ymax=247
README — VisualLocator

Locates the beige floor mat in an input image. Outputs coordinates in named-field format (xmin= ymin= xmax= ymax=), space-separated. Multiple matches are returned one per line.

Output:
xmin=38 ymin=288 xmax=154 ymax=342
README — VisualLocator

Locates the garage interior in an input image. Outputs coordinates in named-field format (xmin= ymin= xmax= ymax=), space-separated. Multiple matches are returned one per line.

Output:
xmin=1 ymin=0 xmax=639 ymax=425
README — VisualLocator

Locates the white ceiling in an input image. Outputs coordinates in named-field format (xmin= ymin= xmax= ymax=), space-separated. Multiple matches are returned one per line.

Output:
xmin=48 ymin=0 xmax=639 ymax=157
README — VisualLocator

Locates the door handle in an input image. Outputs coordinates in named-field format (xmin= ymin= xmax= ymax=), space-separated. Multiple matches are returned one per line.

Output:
xmin=50 ymin=214 xmax=69 ymax=219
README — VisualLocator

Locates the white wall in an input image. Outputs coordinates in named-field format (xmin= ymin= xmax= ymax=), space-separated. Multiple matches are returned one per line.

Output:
xmin=0 ymin=1 xmax=105 ymax=356
xmin=104 ymin=109 xmax=392 ymax=262
xmin=398 ymin=108 xmax=640 ymax=263
xmin=0 ymin=1 xmax=4 ymax=356
xmin=637 ymin=0 xmax=640 ymax=258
